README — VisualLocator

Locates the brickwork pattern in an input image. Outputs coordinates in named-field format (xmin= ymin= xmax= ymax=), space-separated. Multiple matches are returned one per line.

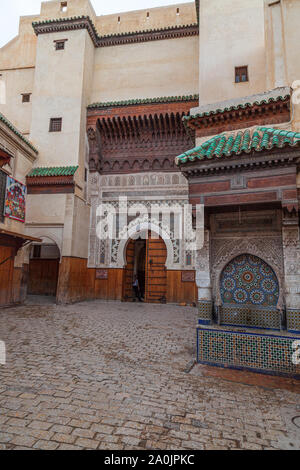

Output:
xmin=0 ymin=300 xmax=299 ymax=450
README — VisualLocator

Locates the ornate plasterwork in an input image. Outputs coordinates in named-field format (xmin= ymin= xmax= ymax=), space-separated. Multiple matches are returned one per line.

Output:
xmin=210 ymin=236 xmax=285 ymax=309
xmin=99 ymin=172 xmax=188 ymax=190
xmin=88 ymin=196 xmax=194 ymax=270
xmin=88 ymin=170 xmax=193 ymax=270
xmin=282 ymin=221 xmax=300 ymax=308
xmin=195 ymin=230 xmax=212 ymax=302
xmin=115 ymin=217 xmax=175 ymax=269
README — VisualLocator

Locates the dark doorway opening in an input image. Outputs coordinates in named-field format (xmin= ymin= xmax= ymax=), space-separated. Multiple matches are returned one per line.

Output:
xmin=28 ymin=241 xmax=60 ymax=297
xmin=123 ymin=232 xmax=167 ymax=303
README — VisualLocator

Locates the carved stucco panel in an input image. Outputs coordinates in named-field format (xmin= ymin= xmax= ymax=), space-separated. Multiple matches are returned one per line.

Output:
xmin=195 ymin=230 xmax=212 ymax=301
xmin=282 ymin=225 xmax=300 ymax=308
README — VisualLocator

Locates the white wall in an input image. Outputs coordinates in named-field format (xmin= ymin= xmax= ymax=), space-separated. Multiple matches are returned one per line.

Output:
xmin=198 ymin=0 xmax=266 ymax=105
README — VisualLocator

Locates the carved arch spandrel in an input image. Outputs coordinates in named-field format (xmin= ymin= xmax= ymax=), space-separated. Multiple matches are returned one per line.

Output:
xmin=210 ymin=237 xmax=285 ymax=309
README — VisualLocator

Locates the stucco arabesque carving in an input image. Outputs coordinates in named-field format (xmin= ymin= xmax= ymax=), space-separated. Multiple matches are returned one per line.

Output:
xmin=114 ymin=214 xmax=176 ymax=269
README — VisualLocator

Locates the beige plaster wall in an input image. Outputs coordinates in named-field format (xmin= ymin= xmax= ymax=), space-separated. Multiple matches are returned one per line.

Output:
xmin=0 ymin=69 xmax=35 ymax=134
xmin=96 ymin=2 xmax=197 ymax=36
xmin=198 ymin=0 xmax=266 ymax=106
xmin=70 ymin=195 xmax=90 ymax=258
xmin=40 ymin=0 xmax=96 ymax=22
xmin=0 ymin=16 xmax=37 ymax=70
xmin=26 ymin=193 xmax=67 ymax=225
xmin=265 ymin=0 xmax=300 ymax=90
xmin=61 ymin=194 xmax=90 ymax=258
xmin=91 ymin=36 xmax=199 ymax=103
xmin=282 ymin=0 xmax=300 ymax=85
xmin=29 ymin=29 xmax=94 ymax=179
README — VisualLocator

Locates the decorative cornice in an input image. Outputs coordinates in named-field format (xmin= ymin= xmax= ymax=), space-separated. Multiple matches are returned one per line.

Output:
xmin=32 ymin=16 xmax=99 ymax=47
xmin=88 ymin=94 xmax=199 ymax=110
xmin=97 ymin=23 xmax=199 ymax=47
xmin=184 ymin=94 xmax=291 ymax=131
xmin=26 ymin=173 xmax=76 ymax=194
xmin=0 ymin=113 xmax=38 ymax=154
xmin=195 ymin=0 xmax=199 ymax=24
xmin=87 ymin=108 xmax=195 ymax=175
xmin=26 ymin=175 xmax=74 ymax=185
xmin=27 ymin=165 xmax=78 ymax=177
xmin=180 ymin=149 xmax=300 ymax=178
xmin=32 ymin=16 xmax=199 ymax=48
xmin=176 ymin=128 xmax=300 ymax=166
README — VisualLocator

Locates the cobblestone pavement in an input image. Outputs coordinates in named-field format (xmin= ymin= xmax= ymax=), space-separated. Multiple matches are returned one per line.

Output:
xmin=0 ymin=299 xmax=300 ymax=450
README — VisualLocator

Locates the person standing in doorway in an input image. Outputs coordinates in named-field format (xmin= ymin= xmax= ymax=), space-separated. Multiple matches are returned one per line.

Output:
xmin=133 ymin=275 xmax=142 ymax=302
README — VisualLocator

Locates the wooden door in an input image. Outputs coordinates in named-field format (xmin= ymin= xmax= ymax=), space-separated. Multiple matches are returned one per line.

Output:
xmin=28 ymin=259 xmax=59 ymax=296
xmin=145 ymin=232 xmax=167 ymax=303
xmin=123 ymin=239 xmax=135 ymax=301
xmin=0 ymin=246 xmax=14 ymax=305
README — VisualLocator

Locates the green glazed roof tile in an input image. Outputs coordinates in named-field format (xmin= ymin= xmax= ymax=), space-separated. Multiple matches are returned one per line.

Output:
xmin=27 ymin=166 xmax=78 ymax=177
xmin=175 ymin=127 xmax=300 ymax=165
xmin=88 ymin=95 xmax=199 ymax=109
xmin=33 ymin=16 xmax=198 ymax=45
xmin=183 ymin=94 xmax=290 ymax=124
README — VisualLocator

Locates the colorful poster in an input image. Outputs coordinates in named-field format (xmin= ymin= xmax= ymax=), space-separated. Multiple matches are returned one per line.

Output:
xmin=4 ymin=176 xmax=26 ymax=223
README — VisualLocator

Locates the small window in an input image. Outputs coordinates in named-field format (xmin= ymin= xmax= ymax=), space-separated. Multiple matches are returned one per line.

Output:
xmin=61 ymin=2 xmax=68 ymax=12
xmin=146 ymin=12 xmax=150 ymax=19
xmin=84 ymin=168 xmax=88 ymax=182
xmin=118 ymin=16 xmax=121 ymax=23
xmin=49 ymin=118 xmax=62 ymax=132
xmin=176 ymin=8 xmax=180 ymax=15
xmin=235 ymin=66 xmax=249 ymax=83
xmin=54 ymin=39 xmax=67 ymax=51
xmin=22 ymin=93 xmax=31 ymax=103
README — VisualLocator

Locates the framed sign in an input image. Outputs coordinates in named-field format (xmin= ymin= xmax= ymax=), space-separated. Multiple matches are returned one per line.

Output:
xmin=181 ymin=271 xmax=195 ymax=283
xmin=4 ymin=176 xmax=26 ymax=223
xmin=96 ymin=269 xmax=108 ymax=280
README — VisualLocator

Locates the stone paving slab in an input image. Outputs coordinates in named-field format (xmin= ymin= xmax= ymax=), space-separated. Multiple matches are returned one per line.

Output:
xmin=0 ymin=299 xmax=299 ymax=450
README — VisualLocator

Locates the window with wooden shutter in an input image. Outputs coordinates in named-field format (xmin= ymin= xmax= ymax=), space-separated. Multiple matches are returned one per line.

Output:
xmin=22 ymin=93 xmax=31 ymax=103
xmin=235 ymin=66 xmax=249 ymax=83
xmin=49 ymin=118 xmax=62 ymax=132
xmin=54 ymin=39 xmax=68 ymax=51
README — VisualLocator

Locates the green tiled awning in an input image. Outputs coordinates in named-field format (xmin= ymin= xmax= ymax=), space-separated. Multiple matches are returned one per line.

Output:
xmin=175 ymin=127 xmax=300 ymax=165
xmin=183 ymin=94 xmax=290 ymax=124
xmin=27 ymin=166 xmax=78 ymax=177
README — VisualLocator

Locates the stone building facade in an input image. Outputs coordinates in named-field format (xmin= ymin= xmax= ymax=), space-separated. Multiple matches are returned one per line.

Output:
xmin=0 ymin=0 xmax=300 ymax=376
xmin=0 ymin=113 xmax=40 ymax=305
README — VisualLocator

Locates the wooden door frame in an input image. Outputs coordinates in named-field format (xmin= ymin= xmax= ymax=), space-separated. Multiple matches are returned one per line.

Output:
xmin=145 ymin=231 xmax=167 ymax=304
xmin=122 ymin=238 xmax=135 ymax=301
